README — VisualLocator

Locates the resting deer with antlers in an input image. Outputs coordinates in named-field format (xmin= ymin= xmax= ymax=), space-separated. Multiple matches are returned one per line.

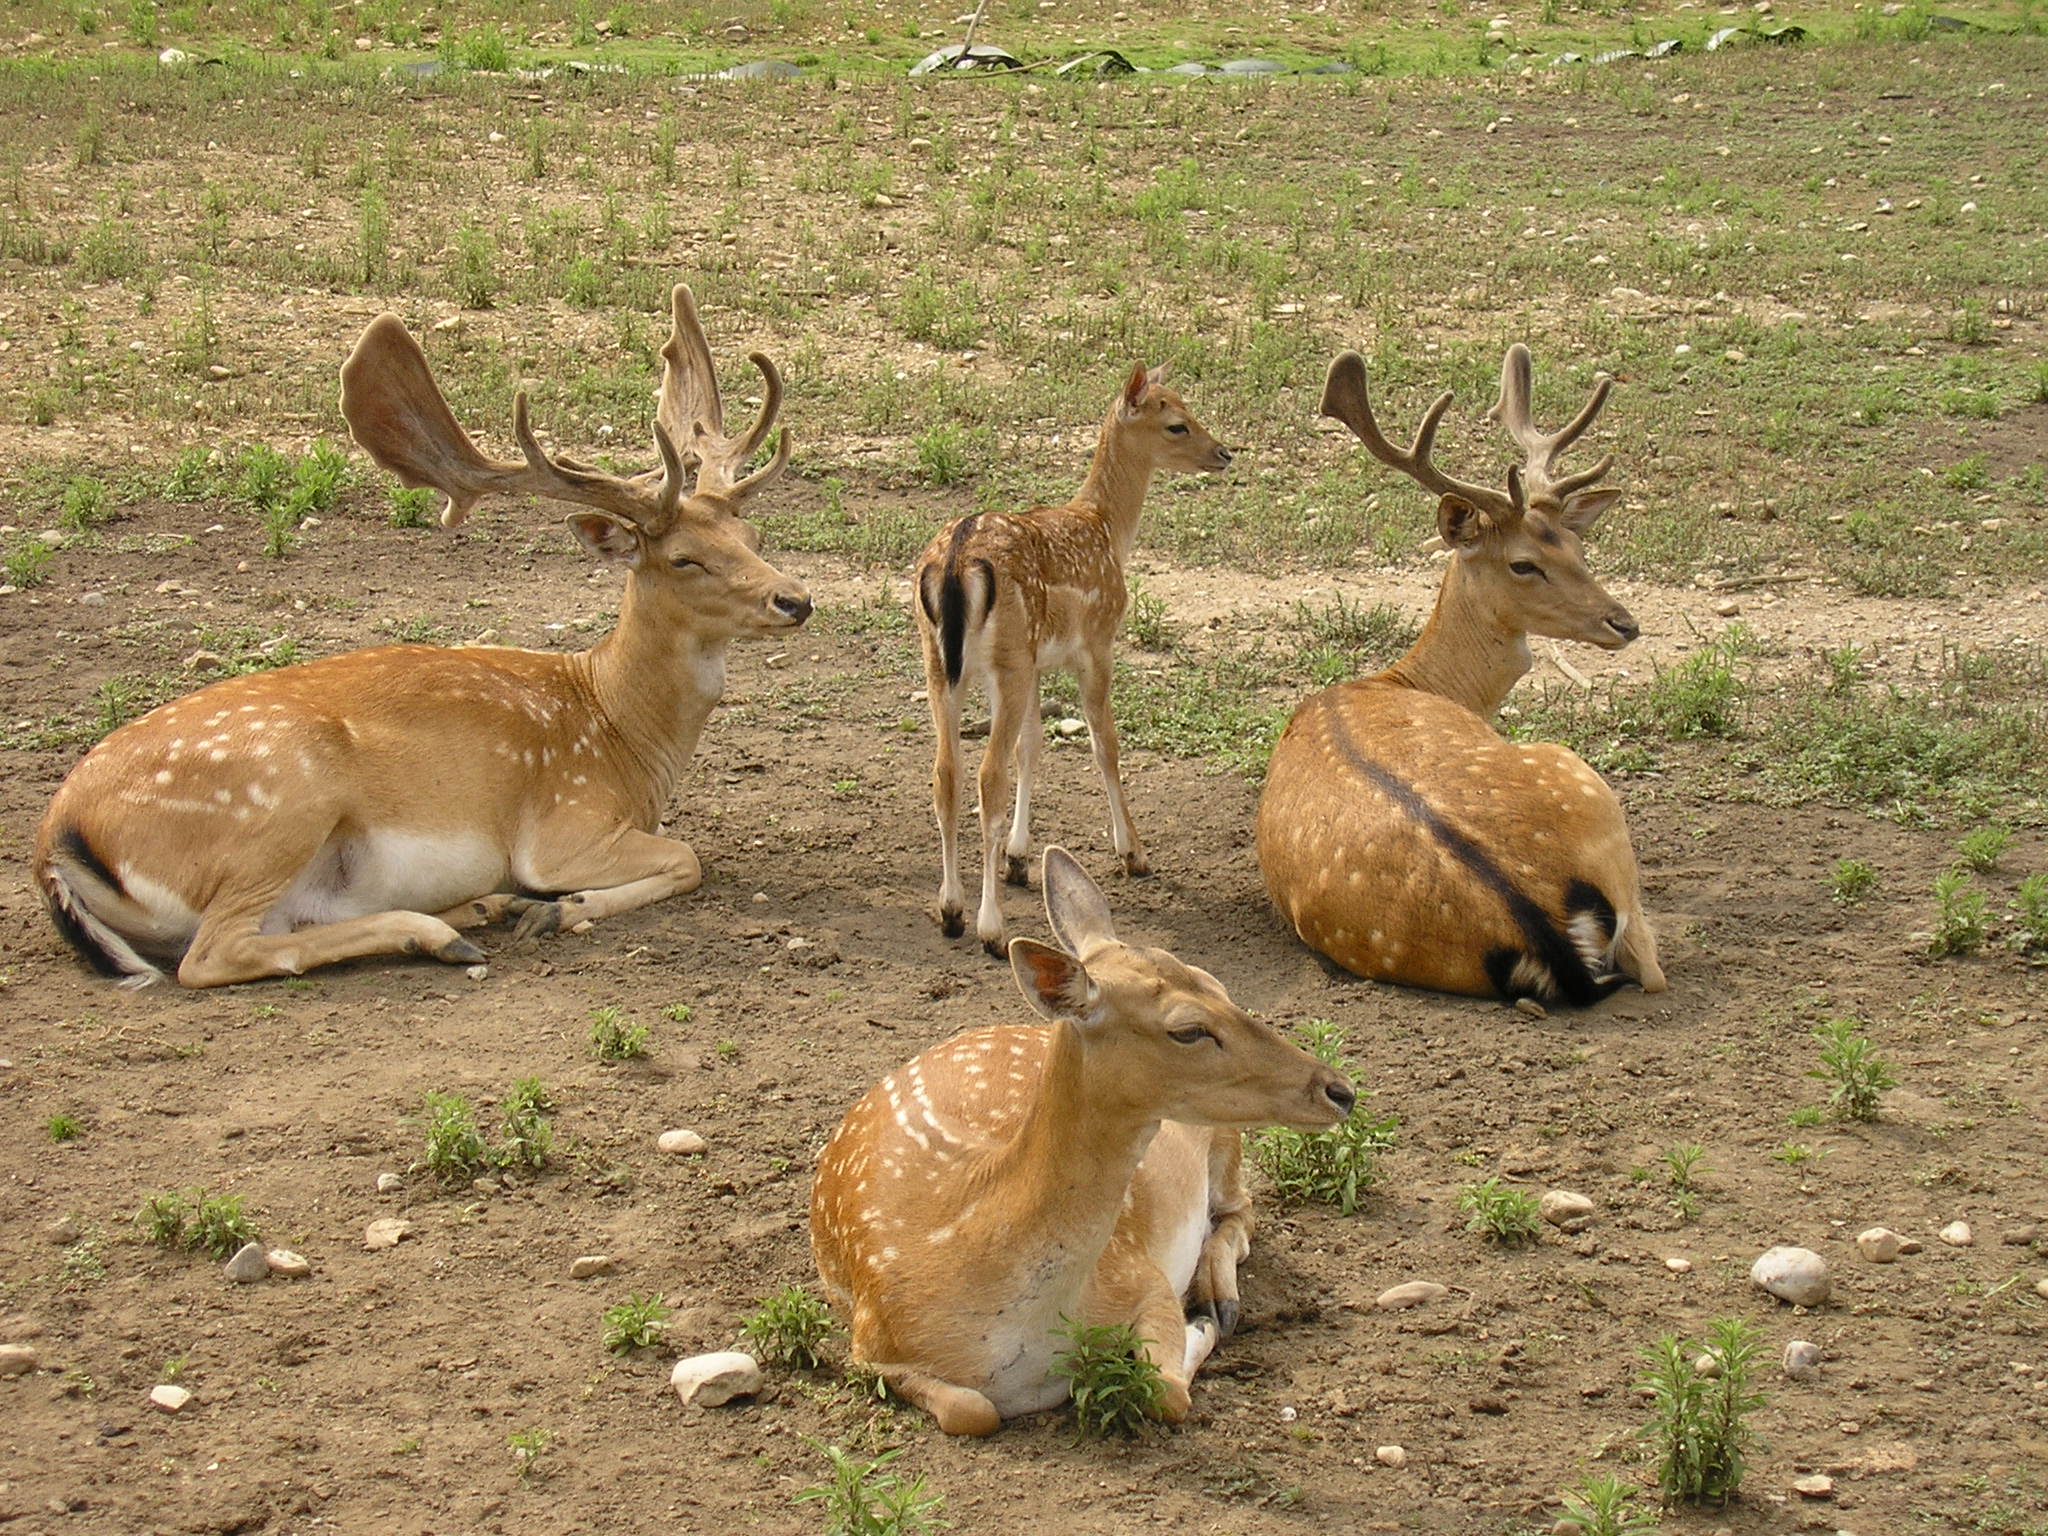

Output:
xmin=914 ymin=364 xmax=1231 ymax=956
xmin=33 ymin=284 xmax=810 ymax=988
xmin=1256 ymin=345 xmax=1666 ymax=1005
xmin=812 ymin=846 xmax=1354 ymax=1436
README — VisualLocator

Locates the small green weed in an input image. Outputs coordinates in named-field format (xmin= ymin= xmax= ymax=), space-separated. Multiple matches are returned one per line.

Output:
xmin=1249 ymin=1020 xmax=1397 ymax=1215
xmin=2012 ymin=873 xmax=2048 ymax=956
xmin=135 ymin=1187 xmax=258 ymax=1259
xmin=46 ymin=1111 xmax=84 ymax=1142
xmin=388 ymin=485 xmax=436 ymax=528
xmin=496 ymin=1077 xmax=556 ymax=1172
xmin=793 ymin=1440 xmax=948 ymax=1536
xmin=1826 ymin=858 xmax=1877 ymax=905
xmin=59 ymin=476 xmax=112 ymax=532
xmin=1953 ymin=825 xmax=2012 ymax=874
xmin=1769 ymin=1142 xmax=1826 ymax=1166
xmin=1808 ymin=1017 xmax=1897 ymax=1121
xmin=1553 ymin=1471 xmax=1659 ymax=1535
xmin=1051 ymin=1318 xmax=1164 ymax=1438
xmin=1785 ymin=1104 xmax=1825 ymax=1128
xmin=660 ymin=1001 xmax=694 ymax=1024
xmin=1928 ymin=869 xmax=1989 ymax=957
xmin=914 ymin=423 xmax=969 ymax=486
xmin=1124 ymin=577 xmax=1175 ymax=651
xmin=741 ymin=1285 xmax=837 ymax=1370
xmin=4 ymin=537 xmax=54 ymax=589
xmin=506 ymin=1425 xmax=551 ymax=1481
xmin=1664 ymin=1143 xmax=1706 ymax=1223
xmin=455 ymin=220 xmax=499 ymax=309
xmin=419 ymin=1090 xmax=494 ymax=1184
xmin=418 ymin=1082 xmax=555 ymax=1182
xmin=600 ymin=1292 xmax=671 ymax=1353
xmin=1942 ymin=454 xmax=1991 ymax=491
xmin=1457 ymin=1176 xmax=1541 ymax=1244
xmin=588 ymin=1005 xmax=650 ymax=1062
xmin=1638 ymin=1317 xmax=1764 ymax=1506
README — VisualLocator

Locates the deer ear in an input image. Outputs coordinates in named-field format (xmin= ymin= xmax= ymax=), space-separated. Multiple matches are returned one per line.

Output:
xmin=1436 ymin=494 xmax=1497 ymax=550
xmin=1557 ymin=486 xmax=1623 ymax=533
xmin=1042 ymin=846 xmax=1117 ymax=956
xmin=1120 ymin=362 xmax=1151 ymax=417
xmin=1145 ymin=361 xmax=1171 ymax=390
xmin=1009 ymin=938 xmax=1096 ymax=1021
xmin=565 ymin=512 xmax=644 ymax=568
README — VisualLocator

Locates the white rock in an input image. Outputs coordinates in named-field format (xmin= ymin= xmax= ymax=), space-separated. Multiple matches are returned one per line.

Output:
xmin=1693 ymin=1351 xmax=1722 ymax=1379
xmin=1054 ymin=717 xmax=1086 ymax=739
xmin=1375 ymin=1280 xmax=1449 ymax=1310
xmin=1792 ymin=1473 xmax=1835 ymax=1498
xmin=1539 ymin=1190 xmax=1595 ymax=1229
xmin=1783 ymin=1339 xmax=1824 ymax=1381
xmin=1374 ymin=1444 xmax=1407 ymax=1468
xmin=1751 ymin=1245 xmax=1830 ymax=1307
xmin=570 ymin=1255 xmax=616 ymax=1280
xmin=1939 ymin=1220 xmax=1973 ymax=1247
xmin=1664 ymin=1257 xmax=1692 ymax=1273
xmin=376 ymin=1172 xmax=404 ymax=1195
xmin=658 ymin=1129 xmax=707 ymax=1157
xmin=149 ymin=1384 xmax=192 ymax=1413
xmin=670 ymin=1351 xmax=762 ymax=1407
xmin=265 ymin=1249 xmax=311 ymax=1279
xmin=0 ymin=1344 xmax=36 ymax=1377
xmin=223 ymin=1242 xmax=271 ymax=1283
xmin=1713 ymin=597 xmax=1741 ymax=618
xmin=363 ymin=1218 xmax=413 ymax=1251
xmin=1856 ymin=1226 xmax=1903 ymax=1263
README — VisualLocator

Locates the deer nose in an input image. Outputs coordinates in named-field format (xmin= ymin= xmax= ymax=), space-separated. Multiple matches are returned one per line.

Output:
xmin=1323 ymin=1077 xmax=1357 ymax=1119
xmin=1605 ymin=610 xmax=1639 ymax=645
xmin=1212 ymin=446 xmax=1234 ymax=468
xmin=773 ymin=592 xmax=813 ymax=625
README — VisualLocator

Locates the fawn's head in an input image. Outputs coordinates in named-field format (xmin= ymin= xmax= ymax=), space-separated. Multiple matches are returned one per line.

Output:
xmin=1322 ymin=344 xmax=1636 ymax=651
xmin=1116 ymin=363 xmax=1233 ymax=475
xmin=1008 ymin=849 xmax=1354 ymax=1131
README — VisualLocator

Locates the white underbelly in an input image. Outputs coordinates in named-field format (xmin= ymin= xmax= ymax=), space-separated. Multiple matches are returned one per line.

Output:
xmin=266 ymin=830 xmax=507 ymax=930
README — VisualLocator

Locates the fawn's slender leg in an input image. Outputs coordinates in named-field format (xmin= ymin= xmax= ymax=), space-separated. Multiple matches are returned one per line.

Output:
xmin=1075 ymin=649 xmax=1148 ymax=877
xmin=1004 ymin=672 xmax=1041 ymax=887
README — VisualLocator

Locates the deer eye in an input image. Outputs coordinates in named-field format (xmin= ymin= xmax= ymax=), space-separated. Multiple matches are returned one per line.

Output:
xmin=1167 ymin=1024 xmax=1212 ymax=1046
xmin=670 ymin=556 xmax=704 ymax=571
xmin=1165 ymin=423 xmax=1189 ymax=436
xmin=1509 ymin=560 xmax=1542 ymax=578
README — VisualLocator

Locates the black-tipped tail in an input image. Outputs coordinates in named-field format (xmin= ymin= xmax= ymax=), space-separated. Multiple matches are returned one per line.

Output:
xmin=931 ymin=516 xmax=993 ymax=691
xmin=39 ymin=825 xmax=165 ymax=984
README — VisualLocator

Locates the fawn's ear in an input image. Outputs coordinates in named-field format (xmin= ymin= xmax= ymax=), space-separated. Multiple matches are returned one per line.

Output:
xmin=1041 ymin=846 xmax=1117 ymax=957
xmin=1010 ymin=938 xmax=1097 ymax=1022
xmin=1119 ymin=362 xmax=1151 ymax=417
xmin=565 ymin=512 xmax=644 ymax=567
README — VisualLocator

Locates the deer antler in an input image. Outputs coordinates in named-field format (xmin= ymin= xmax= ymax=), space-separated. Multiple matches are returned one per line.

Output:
xmin=1486 ymin=343 xmax=1615 ymax=503
xmin=654 ymin=284 xmax=790 ymax=503
xmin=1319 ymin=352 xmax=1519 ymax=521
xmin=339 ymin=314 xmax=684 ymax=533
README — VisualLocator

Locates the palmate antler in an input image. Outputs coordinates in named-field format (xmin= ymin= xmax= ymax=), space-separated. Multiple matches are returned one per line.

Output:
xmin=337 ymin=283 xmax=787 ymax=533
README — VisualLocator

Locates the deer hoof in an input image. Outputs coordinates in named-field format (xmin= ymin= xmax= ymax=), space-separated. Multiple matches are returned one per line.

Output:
xmin=511 ymin=901 xmax=564 ymax=942
xmin=980 ymin=932 xmax=1008 ymax=961
xmin=1214 ymin=1299 xmax=1240 ymax=1338
xmin=437 ymin=936 xmax=487 ymax=965
xmin=1003 ymin=855 xmax=1029 ymax=888
xmin=938 ymin=907 xmax=965 ymax=939
xmin=1124 ymin=852 xmax=1152 ymax=879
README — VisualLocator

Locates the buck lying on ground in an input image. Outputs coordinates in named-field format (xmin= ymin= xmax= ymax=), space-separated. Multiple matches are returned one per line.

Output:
xmin=1256 ymin=345 xmax=1666 ymax=1005
xmin=34 ymin=284 xmax=810 ymax=988
xmin=913 ymin=364 xmax=1231 ymax=956
xmin=811 ymin=847 xmax=1354 ymax=1436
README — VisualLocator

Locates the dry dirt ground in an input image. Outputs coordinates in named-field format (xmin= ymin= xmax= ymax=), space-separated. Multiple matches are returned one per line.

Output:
xmin=1 ymin=480 xmax=2045 ymax=1536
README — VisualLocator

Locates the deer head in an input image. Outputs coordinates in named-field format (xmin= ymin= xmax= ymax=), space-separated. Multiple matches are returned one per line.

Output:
xmin=1115 ymin=363 xmax=1234 ymax=474
xmin=1321 ymin=346 xmax=1636 ymax=651
xmin=339 ymin=284 xmax=810 ymax=636
xmin=1007 ymin=849 xmax=1354 ymax=1132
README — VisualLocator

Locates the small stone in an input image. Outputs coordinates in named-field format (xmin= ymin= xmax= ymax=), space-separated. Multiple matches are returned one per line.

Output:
xmin=464 ymin=964 xmax=489 ymax=982
xmin=1665 ymin=1257 xmax=1692 ymax=1273
xmin=363 ymin=1218 xmax=413 ymax=1251
xmin=1054 ymin=717 xmax=1086 ymax=739
xmin=1784 ymin=1339 xmax=1824 ymax=1381
xmin=1713 ymin=597 xmax=1741 ymax=617
xmin=265 ymin=1249 xmax=311 ymax=1279
xmin=570 ymin=1255 xmax=616 ymax=1280
xmin=223 ymin=1242 xmax=270 ymax=1284
xmin=45 ymin=1217 xmax=82 ymax=1246
xmin=149 ymin=1384 xmax=192 ymax=1413
xmin=376 ymin=1172 xmax=404 ymax=1195
xmin=1374 ymin=1444 xmax=1407 ymax=1468
xmin=1375 ymin=1280 xmax=1449 ymax=1310
xmin=2035 ymin=1278 xmax=2048 ymax=1300
xmin=670 ymin=1351 xmax=762 ymax=1407
xmin=1939 ymin=1221 xmax=1973 ymax=1247
xmin=0 ymin=1344 xmax=37 ymax=1377
xmin=1468 ymin=1392 xmax=1509 ymax=1415
xmin=658 ymin=1129 xmax=707 ymax=1157
xmin=1513 ymin=996 xmax=1546 ymax=1019
xmin=1792 ymin=1473 xmax=1834 ymax=1499
xmin=1693 ymin=1351 xmax=1723 ymax=1378
xmin=1751 ymin=1245 xmax=1830 ymax=1307
xmin=1539 ymin=1190 xmax=1595 ymax=1229
xmin=1856 ymin=1226 xmax=1903 ymax=1263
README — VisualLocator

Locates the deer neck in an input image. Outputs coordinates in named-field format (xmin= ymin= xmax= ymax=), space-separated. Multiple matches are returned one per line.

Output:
xmin=579 ymin=577 xmax=728 ymax=821
xmin=981 ymin=1020 xmax=1162 ymax=1273
xmin=1075 ymin=409 xmax=1157 ymax=563
xmin=1378 ymin=556 xmax=1532 ymax=720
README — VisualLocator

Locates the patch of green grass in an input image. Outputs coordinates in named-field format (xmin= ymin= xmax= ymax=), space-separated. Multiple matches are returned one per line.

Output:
xmin=600 ymin=1292 xmax=671 ymax=1353
xmin=46 ymin=1111 xmax=84 ymax=1142
xmin=740 ymin=1285 xmax=837 ymax=1370
xmin=135 ymin=1187 xmax=258 ymax=1259
xmin=1638 ymin=1317 xmax=1764 ymax=1506
xmin=1954 ymin=825 xmax=2013 ymax=874
xmin=59 ymin=475 xmax=112 ymax=532
xmin=1809 ymin=1016 xmax=1897 ymax=1121
xmin=2012 ymin=873 xmax=2048 ymax=957
xmin=4 ymin=537 xmax=54 ymax=589
xmin=496 ymin=1077 xmax=556 ymax=1172
xmin=1769 ymin=1142 xmax=1825 ymax=1167
xmin=1123 ymin=577 xmax=1175 ymax=652
xmin=896 ymin=269 xmax=980 ymax=350
xmin=1929 ymin=870 xmax=1990 ymax=957
xmin=1051 ymin=1318 xmax=1164 ymax=1438
xmin=793 ymin=1441 xmax=947 ymax=1536
xmin=419 ymin=1090 xmax=494 ymax=1185
xmin=1249 ymin=1020 xmax=1397 ymax=1215
xmin=1553 ymin=1472 xmax=1659 ymax=1535
xmin=388 ymin=485 xmax=436 ymax=528
xmin=1457 ymin=1177 xmax=1541 ymax=1245
xmin=913 ymin=423 xmax=970 ymax=487
xmin=1826 ymin=857 xmax=1877 ymax=906
xmin=588 ymin=1005 xmax=650 ymax=1062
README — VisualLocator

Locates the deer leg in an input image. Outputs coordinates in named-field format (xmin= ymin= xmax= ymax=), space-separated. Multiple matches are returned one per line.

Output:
xmin=434 ymin=892 xmax=523 ymax=930
xmin=505 ymin=827 xmax=702 ymax=941
xmin=1004 ymin=672 xmax=1041 ymax=887
xmin=178 ymin=898 xmax=483 ymax=989
xmin=974 ymin=672 xmax=1029 ymax=957
xmin=923 ymin=640 xmax=967 ymax=938
xmin=1134 ymin=1277 xmax=1206 ymax=1423
xmin=1074 ymin=650 xmax=1148 ymax=877
xmin=1614 ymin=908 xmax=1667 ymax=992
xmin=1191 ymin=1135 xmax=1255 ymax=1338
xmin=873 ymin=1365 xmax=1002 ymax=1437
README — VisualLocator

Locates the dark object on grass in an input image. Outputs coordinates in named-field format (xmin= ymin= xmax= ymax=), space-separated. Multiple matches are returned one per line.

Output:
xmin=909 ymin=42 xmax=1022 ymax=75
